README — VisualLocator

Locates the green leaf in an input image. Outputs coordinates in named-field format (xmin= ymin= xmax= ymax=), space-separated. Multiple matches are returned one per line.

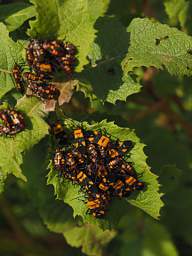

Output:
xmin=0 ymin=2 xmax=31 ymax=22
xmin=164 ymin=0 xmax=190 ymax=27
xmin=115 ymin=212 xmax=178 ymax=256
xmin=106 ymin=75 xmax=141 ymax=104
xmin=107 ymin=0 xmax=139 ymax=27
xmin=27 ymin=0 xmax=60 ymax=39
xmin=123 ymin=18 xmax=192 ymax=77
xmin=5 ymin=6 xmax=35 ymax=32
xmin=28 ymin=0 xmax=110 ymax=71
xmin=77 ymin=17 xmax=142 ymax=104
xmin=47 ymin=119 xmax=163 ymax=222
xmin=0 ymin=23 xmax=24 ymax=97
xmin=0 ymin=97 xmax=48 ymax=182
xmin=64 ymin=224 xmax=116 ymax=256
xmin=87 ymin=42 xmax=102 ymax=67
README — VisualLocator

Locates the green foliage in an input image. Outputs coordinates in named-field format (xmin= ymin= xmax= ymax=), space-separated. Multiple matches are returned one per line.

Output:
xmin=106 ymin=75 xmax=141 ymax=104
xmin=5 ymin=6 xmax=35 ymax=33
xmin=77 ymin=17 xmax=142 ymax=103
xmin=0 ymin=2 xmax=32 ymax=22
xmin=114 ymin=212 xmax=178 ymax=256
xmin=0 ymin=97 xmax=48 ymax=183
xmin=0 ymin=23 xmax=23 ymax=97
xmin=64 ymin=224 xmax=116 ymax=256
xmin=123 ymin=17 xmax=192 ymax=77
xmin=1 ymin=1 xmax=192 ymax=255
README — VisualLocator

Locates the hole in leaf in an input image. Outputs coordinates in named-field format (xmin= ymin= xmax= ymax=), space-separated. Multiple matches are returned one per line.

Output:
xmin=187 ymin=49 xmax=192 ymax=55
xmin=155 ymin=35 xmax=169 ymax=45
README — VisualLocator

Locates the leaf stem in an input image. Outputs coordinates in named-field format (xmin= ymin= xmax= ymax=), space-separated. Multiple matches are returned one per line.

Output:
xmin=0 ymin=68 xmax=12 ymax=74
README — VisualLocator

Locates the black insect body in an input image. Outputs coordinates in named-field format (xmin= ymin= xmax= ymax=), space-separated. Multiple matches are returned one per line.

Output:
xmin=27 ymin=81 xmax=60 ymax=101
xmin=23 ymin=71 xmax=46 ymax=82
xmin=87 ymin=193 xmax=110 ymax=218
xmin=26 ymin=39 xmax=77 ymax=76
xmin=0 ymin=109 xmax=25 ymax=136
xmin=54 ymin=149 xmax=65 ymax=170
xmin=25 ymin=39 xmax=77 ymax=102
xmin=12 ymin=64 xmax=26 ymax=94
xmin=52 ymin=125 xmax=145 ymax=218
xmin=49 ymin=121 xmax=69 ymax=146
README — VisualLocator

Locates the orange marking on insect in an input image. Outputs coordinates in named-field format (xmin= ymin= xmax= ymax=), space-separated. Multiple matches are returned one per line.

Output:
xmin=99 ymin=183 xmax=109 ymax=191
xmin=125 ymin=177 xmax=136 ymax=185
xmin=113 ymin=180 xmax=124 ymax=190
xmin=39 ymin=63 xmax=52 ymax=72
xmin=97 ymin=136 xmax=110 ymax=148
xmin=74 ymin=129 xmax=84 ymax=139
xmin=109 ymin=149 xmax=119 ymax=158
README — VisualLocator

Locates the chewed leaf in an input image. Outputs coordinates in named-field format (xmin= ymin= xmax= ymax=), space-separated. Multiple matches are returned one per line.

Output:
xmin=5 ymin=5 xmax=35 ymax=32
xmin=28 ymin=0 xmax=110 ymax=71
xmin=0 ymin=23 xmax=23 ymax=97
xmin=64 ymin=224 xmax=116 ymax=256
xmin=106 ymin=75 xmax=141 ymax=104
xmin=0 ymin=97 xmax=48 ymax=182
xmin=47 ymin=119 xmax=163 ymax=223
xmin=123 ymin=18 xmax=192 ymax=77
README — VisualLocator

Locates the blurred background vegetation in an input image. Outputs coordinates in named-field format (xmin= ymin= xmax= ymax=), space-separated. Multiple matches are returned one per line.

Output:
xmin=1 ymin=0 xmax=192 ymax=255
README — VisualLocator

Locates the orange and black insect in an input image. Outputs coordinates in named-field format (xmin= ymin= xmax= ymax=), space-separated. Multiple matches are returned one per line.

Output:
xmin=0 ymin=109 xmax=25 ymax=136
xmin=64 ymin=42 xmax=77 ymax=56
xmin=27 ymin=40 xmax=54 ymax=73
xmin=43 ymin=40 xmax=65 ymax=57
xmin=38 ymin=63 xmax=53 ymax=73
xmin=110 ymin=179 xmax=126 ymax=197
xmin=49 ymin=121 xmax=69 ymax=145
xmin=27 ymin=81 xmax=60 ymax=101
xmin=98 ymin=178 xmax=110 ymax=192
xmin=26 ymin=40 xmax=44 ymax=68
xmin=108 ymin=157 xmax=123 ymax=170
xmin=73 ymin=128 xmax=86 ymax=147
xmin=76 ymin=171 xmax=93 ymax=190
xmin=12 ymin=64 xmax=25 ymax=94
xmin=53 ymin=149 xmax=65 ymax=170
xmin=96 ymin=162 xmax=108 ymax=178
xmin=52 ymin=127 xmax=145 ymax=218
xmin=23 ymin=71 xmax=45 ymax=82
xmin=86 ymin=193 xmax=110 ymax=218
xmin=86 ymin=143 xmax=98 ymax=162
xmin=120 ymin=161 xmax=136 ymax=177
xmin=56 ymin=55 xmax=76 ymax=75
xmin=108 ymin=140 xmax=133 ymax=158
xmin=124 ymin=176 xmax=145 ymax=191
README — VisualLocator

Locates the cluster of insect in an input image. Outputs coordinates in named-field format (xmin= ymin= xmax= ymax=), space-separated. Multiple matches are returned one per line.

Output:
xmin=0 ymin=109 xmax=25 ymax=136
xmin=52 ymin=122 xmax=145 ymax=218
xmin=13 ymin=39 xmax=77 ymax=102
xmin=0 ymin=38 xmax=146 ymax=219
